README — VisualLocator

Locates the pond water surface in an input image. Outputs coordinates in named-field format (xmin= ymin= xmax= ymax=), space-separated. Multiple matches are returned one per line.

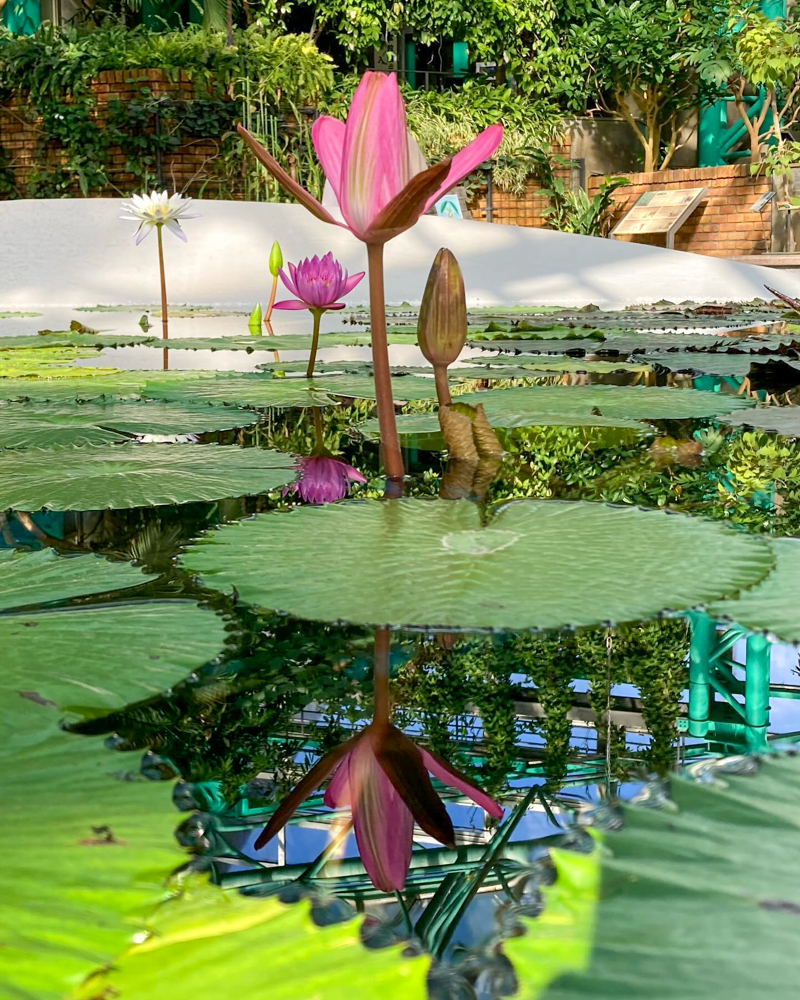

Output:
xmin=3 ymin=302 xmax=800 ymax=1000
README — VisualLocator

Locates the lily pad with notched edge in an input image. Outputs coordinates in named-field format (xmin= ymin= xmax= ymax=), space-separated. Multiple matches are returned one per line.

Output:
xmin=542 ymin=755 xmax=800 ymax=1000
xmin=0 ymin=442 xmax=299 ymax=511
xmin=139 ymin=373 xmax=338 ymax=409
xmin=0 ymin=400 xmax=260 ymax=449
xmin=706 ymin=538 xmax=800 ymax=643
xmin=159 ymin=332 xmax=417 ymax=352
xmin=0 ymin=548 xmax=155 ymax=613
xmin=718 ymin=406 xmax=800 ymax=436
xmin=180 ymin=498 xmax=773 ymax=630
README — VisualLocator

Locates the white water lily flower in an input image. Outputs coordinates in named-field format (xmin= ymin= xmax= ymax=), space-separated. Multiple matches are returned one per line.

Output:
xmin=119 ymin=190 xmax=199 ymax=245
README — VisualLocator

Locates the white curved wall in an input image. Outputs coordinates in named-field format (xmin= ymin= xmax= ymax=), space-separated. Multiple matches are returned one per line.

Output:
xmin=2 ymin=198 xmax=799 ymax=309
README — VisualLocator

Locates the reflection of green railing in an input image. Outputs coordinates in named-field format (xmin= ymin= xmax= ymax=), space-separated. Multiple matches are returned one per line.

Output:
xmin=686 ymin=610 xmax=800 ymax=754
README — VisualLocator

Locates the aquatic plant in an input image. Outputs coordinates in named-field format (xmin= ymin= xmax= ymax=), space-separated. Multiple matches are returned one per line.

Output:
xmin=238 ymin=70 xmax=502 ymax=489
xmin=274 ymin=253 xmax=365 ymax=377
xmin=264 ymin=239 xmax=283 ymax=334
xmin=119 ymin=191 xmax=199 ymax=340
xmin=289 ymin=454 xmax=367 ymax=505
xmin=254 ymin=631 xmax=502 ymax=892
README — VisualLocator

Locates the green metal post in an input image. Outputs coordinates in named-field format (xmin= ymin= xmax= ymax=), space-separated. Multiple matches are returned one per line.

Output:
xmin=1 ymin=0 xmax=41 ymax=34
xmin=452 ymin=42 xmax=468 ymax=78
xmin=698 ymin=100 xmax=728 ymax=168
xmin=688 ymin=612 xmax=716 ymax=739
xmin=404 ymin=39 xmax=416 ymax=89
xmin=744 ymin=633 xmax=771 ymax=751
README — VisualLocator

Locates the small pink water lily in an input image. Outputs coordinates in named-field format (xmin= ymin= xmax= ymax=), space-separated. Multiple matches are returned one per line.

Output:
xmin=237 ymin=71 xmax=503 ymax=245
xmin=254 ymin=720 xmax=503 ymax=892
xmin=274 ymin=253 xmax=364 ymax=312
xmin=289 ymin=455 xmax=367 ymax=504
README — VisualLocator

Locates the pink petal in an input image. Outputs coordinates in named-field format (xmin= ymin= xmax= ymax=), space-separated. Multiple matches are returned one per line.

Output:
xmin=324 ymin=759 xmax=352 ymax=808
xmin=237 ymin=124 xmax=341 ymax=227
xmin=341 ymin=270 xmax=365 ymax=295
xmin=350 ymin=734 xmax=414 ymax=892
xmin=424 ymin=124 xmax=504 ymax=213
xmin=312 ymin=117 xmax=346 ymax=208
xmin=420 ymin=746 xmax=504 ymax=819
xmin=339 ymin=72 xmax=410 ymax=239
xmin=272 ymin=299 xmax=310 ymax=310
xmin=278 ymin=266 xmax=299 ymax=297
xmin=342 ymin=463 xmax=368 ymax=483
xmin=326 ymin=302 xmax=347 ymax=310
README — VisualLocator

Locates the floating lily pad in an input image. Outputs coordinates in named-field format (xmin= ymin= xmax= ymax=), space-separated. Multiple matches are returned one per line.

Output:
xmin=463 ymin=385 xmax=754 ymax=427
xmin=706 ymin=538 xmax=800 ymax=643
xmin=181 ymin=498 xmax=772 ymax=630
xmin=0 ymin=400 xmax=260 ymax=449
xmin=0 ymin=373 xmax=148 ymax=401
xmin=0 ymin=442 xmax=298 ymax=511
xmin=308 ymin=373 xmax=439 ymax=401
xmin=161 ymin=332 xmax=416 ymax=352
xmin=0 ymin=548 xmax=155 ymax=613
xmin=2 ymin=601 xmax=230 ymax=726
xmin=0 ymin=332 xmax=156 ymax=349
xmin=141 ymin=372 xmax=337 ymax=408
xmin=470 ymin=338 xmax=611 ymax=355
xmin=718 ymin=406 xmax=800 ymax=436
xmin=641 ymin=353 xmax=756 ymax=377
xmin=0 ymin=310 xmax=41 ymax=318
xmin=543 ymin=756 xmax=800 ymax=1000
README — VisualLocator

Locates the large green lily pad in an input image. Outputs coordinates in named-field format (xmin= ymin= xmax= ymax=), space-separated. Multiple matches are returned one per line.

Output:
xmin=82 ymin=882 xmax=427 ymax=1000
xmin=706 ymin=538 xmax=800 ymax=643
xmin=0 ymin=400 xmax=260 ymax=449
xmin=719 ymin=406 xmax=800 ymax=436
xmin=0 ymin=332 xmax=156 ymax=349
xmin=0 ymin=442 xmax=298 ymax=511
xmin=0 ymin=548 xmax=154 ymax=613
xmin=180 ymin=498 xmax=772 ymax=630
xmin=140 ymin=372 xmax=338 ymax=409
xmin=2 ymin=601 xmax=229 ymax=729
xmin=160 ymin=332 xmax=416 ymax=352
xmin=544 ymin=755 xmax=800 ymax=1000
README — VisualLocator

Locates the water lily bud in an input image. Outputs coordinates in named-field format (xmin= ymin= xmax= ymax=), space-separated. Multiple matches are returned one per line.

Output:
xmin=248 ymin=302 xmax=263 ymax=335
xmin=269 ymin=240 xmax=283 ymax=277
xmin=418 ymin=247 xmax=467 ymax=368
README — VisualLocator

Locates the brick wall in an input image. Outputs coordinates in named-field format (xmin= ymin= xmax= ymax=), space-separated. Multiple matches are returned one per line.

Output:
xmin=468 ymin=141 xmax=573 ymax=227
xmin=588 ymin=165 xmax=771 ymax=257
xmin=0 ymin=69 xmax=225 ymax=197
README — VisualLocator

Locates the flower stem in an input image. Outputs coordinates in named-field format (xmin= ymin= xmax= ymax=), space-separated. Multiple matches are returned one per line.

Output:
xmin=311 ymin=406 xmax=325 ymax=451
xmin=306 ymin=308 xmax=323 ymax=378
xmin=366 ymin=242 xmax=404 ymax=493
xmin=265 ymin=274 xmax=278 ymax=332
xmin=433 ymin=364 xmax=451 ymax=406
xmin=373 ymin=627 xmax=391 ymax=727
xmin=156 ymin=223 xmax=169 ymax=341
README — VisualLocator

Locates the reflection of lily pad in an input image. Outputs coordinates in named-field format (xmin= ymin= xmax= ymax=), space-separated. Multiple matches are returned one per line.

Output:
xmin=707 ymin=538 xmax=800 ymax=643
xmin=719 ymin=406 xmax=800 ymax=436
xmin=181 ymin=498 xmax=772 ymax=630
xmin=0 ymin=548 xmax=155 ymax=613
xmin=0 ymin=400 xmax=260 ymax=449
xmin=0 ymin=442 xmax=298 ymax=511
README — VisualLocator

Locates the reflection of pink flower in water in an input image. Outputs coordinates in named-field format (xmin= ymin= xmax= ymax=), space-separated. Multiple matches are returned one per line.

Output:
xmin=289 ymin=455 xmax=367 ymax=504
xmin=254 ymin=721 xmax=503 ymax=892
xmin=273 ymin=252 xmax=364 ymax=312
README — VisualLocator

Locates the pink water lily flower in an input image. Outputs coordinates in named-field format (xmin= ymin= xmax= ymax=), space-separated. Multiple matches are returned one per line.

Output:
xmin=289 ymin=455 xmax=367 ymax=504
xmin=237 ymin=72 xmax=503 ymax=245
xmin=274 ymin=252 xmax=364 ymax=312
xmin=254 ymin=721 xmax=503 ymax=892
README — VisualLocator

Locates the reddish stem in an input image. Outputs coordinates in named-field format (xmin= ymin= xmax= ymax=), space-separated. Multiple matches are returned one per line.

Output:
xmin=366 ymin=242 xmax=404 ymax=491
xmin=156 ymin=223 xmax=168 ymax=341
xmin=265 ymin=274 xmax=278 ymax=330
xmin=373 ymin=628 xmax=391 ymax=726
xmin=434 ymin=364 xmax=452 ymax=406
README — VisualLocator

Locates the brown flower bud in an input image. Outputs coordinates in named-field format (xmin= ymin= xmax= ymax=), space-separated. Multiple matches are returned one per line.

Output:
xmin=418 ymin=248 xmax=467 ymax=368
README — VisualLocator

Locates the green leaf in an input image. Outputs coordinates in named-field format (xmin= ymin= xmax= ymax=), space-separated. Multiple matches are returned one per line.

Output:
xmin=0 ymin=443 xmax=298 ymax=511
xmin=140 ymin=373 xmax=338 ymax=409
xmin=0 ymin=548 xmax=154 ymax=613
xmin=706 ymin=538 xmax=800 ymax=643
xmin=82 ymin=885 xmax=428 ymax=1000
xmin=543 ymin=756 xmax=800 ymax=1000
xmin=180 ymin=498 xmax=773 ymax=630
xmin=307 ymin=373 xmax=440 ymax=401
xmin=0 ymin=400 xmax=260 ymax=449
xmin=2 ymin=601 xmax=230 ymax=733
xmin=719 ymin=406 xmax=800 ymax=436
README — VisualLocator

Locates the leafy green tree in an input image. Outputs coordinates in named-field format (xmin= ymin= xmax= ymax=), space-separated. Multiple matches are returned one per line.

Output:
xmin=572 ymin=0 xmax=735 ymax=171
xmin=696 ymin=9 xmax=800 ymax=167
